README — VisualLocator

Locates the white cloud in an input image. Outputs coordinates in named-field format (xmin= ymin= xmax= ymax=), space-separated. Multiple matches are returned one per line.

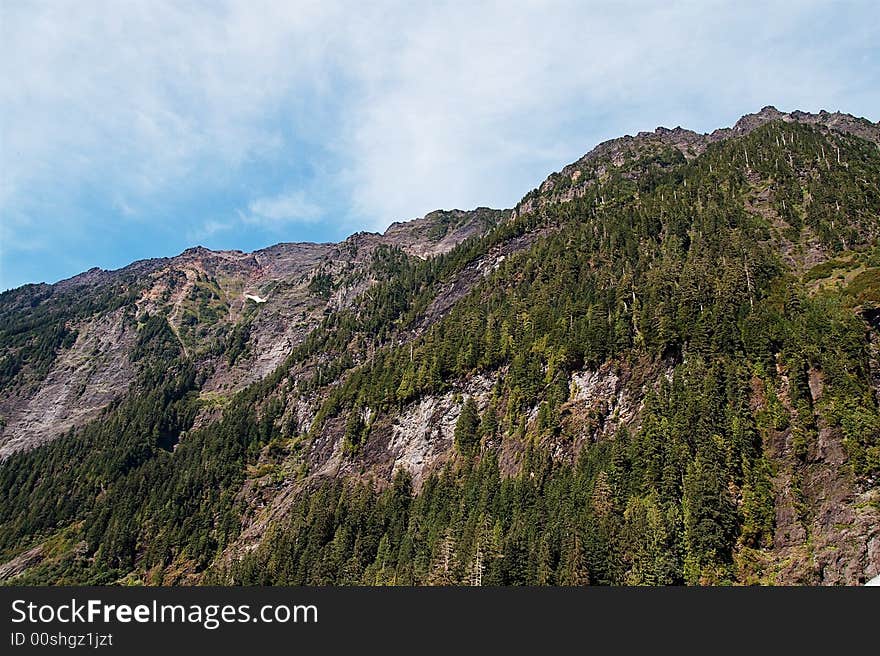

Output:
xmin=243 ymin=190 xmax=322 ymax=227
xmin=336 ymin=0 xmax=880 ymax=227
xmin=1 ymin=1 xmax=340 ymax=220
xmin=188 ymin=219 xmax=234 ymax=242
xmin=187 ymin=190 xmax=323 ymax=245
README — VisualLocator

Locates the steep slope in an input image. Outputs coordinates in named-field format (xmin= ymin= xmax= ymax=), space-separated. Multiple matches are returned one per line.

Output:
xmin=1 ymin=108 xmax=879 ymax=586
xmin=0 ymin=208 xmax=503 ymax=457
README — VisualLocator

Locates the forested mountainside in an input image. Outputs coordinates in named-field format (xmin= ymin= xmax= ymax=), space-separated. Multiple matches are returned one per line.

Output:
xmin=1 ymin=106 xmax=879 ymax=585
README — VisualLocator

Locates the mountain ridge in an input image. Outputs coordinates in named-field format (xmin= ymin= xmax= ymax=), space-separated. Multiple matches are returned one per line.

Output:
xmin=1 ymin=107 xmax=880 ymax=586
xmin=514 ymin=105 xmax=880 ymax=219
xmin=28 ymin=106 xmax=880 ymax=294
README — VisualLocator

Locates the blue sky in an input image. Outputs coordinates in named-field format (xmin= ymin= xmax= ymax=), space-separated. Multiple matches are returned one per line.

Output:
xmin=1 ymin=1 xmax=878 ymax=290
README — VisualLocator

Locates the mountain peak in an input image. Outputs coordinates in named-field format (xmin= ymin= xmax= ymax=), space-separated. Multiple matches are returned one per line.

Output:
xmin=181 ymin=245 xmax=213 ymax=256
xmin=515 ymin=105 xmax=880 ymax=218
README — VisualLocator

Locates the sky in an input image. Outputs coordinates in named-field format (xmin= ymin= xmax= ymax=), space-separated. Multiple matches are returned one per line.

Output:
xmin=1 ymin=1 xmax=878 ymax=290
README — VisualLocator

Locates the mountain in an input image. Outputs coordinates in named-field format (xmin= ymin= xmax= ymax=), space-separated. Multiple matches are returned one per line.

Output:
xmin=0 ymin=207 xmax=502 ymax=458
xmin=1 ymin=107 xmax=879 ymax=585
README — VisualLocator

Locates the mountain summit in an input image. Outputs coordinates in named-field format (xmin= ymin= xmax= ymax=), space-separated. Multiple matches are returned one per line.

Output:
xmin=1 ymin=108 xmax=879 ymax=586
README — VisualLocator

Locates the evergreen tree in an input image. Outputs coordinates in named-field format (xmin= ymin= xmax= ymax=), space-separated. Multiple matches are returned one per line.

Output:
xmin=454 ymin=396 xmax=480 ymax=455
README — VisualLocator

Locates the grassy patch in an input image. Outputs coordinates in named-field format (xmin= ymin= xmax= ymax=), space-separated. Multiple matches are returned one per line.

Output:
xmin=198 ymin=390 xmax=231 ymax=409
xmin=803 ymin=253 xmax=859 ymax=284
xmin=845 ymin=267 xmax=880 ymax=304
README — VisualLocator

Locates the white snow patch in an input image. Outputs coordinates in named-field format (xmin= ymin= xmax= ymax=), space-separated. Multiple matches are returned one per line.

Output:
xmin=244 ymin=293 xmax=267 ymax=303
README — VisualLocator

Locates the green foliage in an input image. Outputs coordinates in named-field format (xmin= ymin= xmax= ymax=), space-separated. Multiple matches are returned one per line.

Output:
xmin=225 ymin=321 xmax=251 ymax=366
xmin=454 ymin=397 xmax=479 ymax=455
xmin=343 ymin=408 xmax=368 ymax=454
xmin=308 ymin=271 xmax=334 ymax=300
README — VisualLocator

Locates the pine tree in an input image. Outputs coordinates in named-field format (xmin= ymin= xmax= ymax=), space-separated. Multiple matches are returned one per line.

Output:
xmin=454 ymin=396 xmax=480 ymax=455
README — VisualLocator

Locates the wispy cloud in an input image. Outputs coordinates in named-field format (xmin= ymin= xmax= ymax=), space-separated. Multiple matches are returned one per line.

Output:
xmin=188 ymin=219 xmax=234 ymax=243
xmin=188 ymin=190 xmax=323 ymax=245
xmin=242 ymin=190 xmax=323 ymax=227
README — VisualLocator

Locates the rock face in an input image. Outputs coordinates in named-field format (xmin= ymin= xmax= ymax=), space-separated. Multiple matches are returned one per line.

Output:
xmin=384 ymin=208 xmax=502 ymax=258
xmin=761 ymin=366 xmax=880 ymax=585
xmin=0 ymin=545 xmax=44 ymax=581
xmin=385 ymin=373 xmax=497 ymax=487
xmin=0 ymin=308 xmax=137 ymax=458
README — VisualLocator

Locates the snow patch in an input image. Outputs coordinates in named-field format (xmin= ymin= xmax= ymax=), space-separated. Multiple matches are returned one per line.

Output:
xmin=244 ymin=293 xmax=267 ymax=303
